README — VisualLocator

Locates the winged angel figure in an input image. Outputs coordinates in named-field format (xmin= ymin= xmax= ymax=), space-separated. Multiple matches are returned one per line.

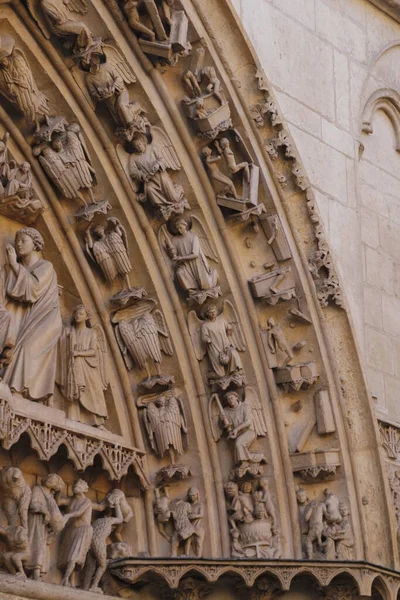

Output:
xmin=57 ymin=304 xmax=109 ymax=428
xmin=188 ymin=300 xmax=246 ymax=389
xmin=26 ymin=0 xmax=95 ymax=56
xmin=0 ymin=35 xmax=49 ymax=130
xmin=33 ymin=119 xmax=97 ymax=208
xmin=209 ymin=388 xmax=267 ymax=475
xmin=122 ymin=128 xmax=190 ymax=220
xmin=159 ymin=215 xmax=221 ymax=305
xmin=112 ymin=297 xmax=174 ymax=388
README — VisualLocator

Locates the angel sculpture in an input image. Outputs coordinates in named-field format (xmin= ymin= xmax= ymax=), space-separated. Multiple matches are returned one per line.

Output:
xmin=159 ymin=215 xmax=221 ymax=305
xmin=33 ymin=120 xmax=97 ymax=208
xmin=128 ymin=130 xmax=190 ymax=220
xmin=188 ymin=301 xmax=246 ymax=389
xmin=112 ymin=297 xmax=174 ymax=388
xmin=26 ymin=0 xmax=95 ymax=56
xmin=57 ymin=304 xmax=109 ymax=428
xmin=0 ymin=35 xmax=49 ymax=130
xmin=85 ymin=217 xmax=132 ymax=292
xmin=77 ymin=43 xmax=149 ymax=141
xmin=143 ymin=389 xmax=188 ymax=465
xmin=209 ymin=389 xmax=267 ymax=477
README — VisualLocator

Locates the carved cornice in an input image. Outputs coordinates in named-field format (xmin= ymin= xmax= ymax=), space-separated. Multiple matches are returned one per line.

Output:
xmin=109 ymin=558 xmax=400 ymax=598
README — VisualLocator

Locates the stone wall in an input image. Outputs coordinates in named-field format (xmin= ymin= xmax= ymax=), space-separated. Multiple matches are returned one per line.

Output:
xmin=231 ymin=0 xmax=400 ymax=422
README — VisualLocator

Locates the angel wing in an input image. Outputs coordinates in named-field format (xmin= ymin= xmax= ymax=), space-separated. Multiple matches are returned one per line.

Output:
xmin=114 ymin=323 xmax=134 ymax=370
xmin=25 ymin=0 xmax=51 ymax=38
xmin=222 ymin=300 xmax=246 ymax=352
xmin=67 ymin=0 xmax=88 ymax=14
xmin=245 ymin=386 xmax=267 ymax=437
xmin=143 ymin=402 xmax=159 ymax=453
xmin=93 ymin=324 xmax=108 ymax=390
xmin=208 ymin=393 xmax=224 ymax=442
xmin=191 ymin=215 xmax=219 ymax=263
xmin=187 ymin=310 xmax=206 ymax=361
xmin=151 ymin=127 xmax=181 ymax=171
xmin=65 ymin=124 xmax=92 ymax=167
xmin=71 ymin=66 xmax=95 ymax=110
xmin=175 ymin=394 xmax=188 ymax=437
xmin=103 ymin=44 xmax=136 ymax=85
xmin=158 ymin=224 xmax=175 ymax=269
xmin=152 ymin=309 xmax=173 ymax=356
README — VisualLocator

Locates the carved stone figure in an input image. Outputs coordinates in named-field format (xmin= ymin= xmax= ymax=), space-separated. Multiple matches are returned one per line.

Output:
xmin=304 ymin=499 xmax=327 ymax=559
xmin=142 ymin=389 xmax=188 ymax=464
xmin=160 ymin=215 xmax=221 ymax=305
xmin=27 ymin=474 xmax=66 ymax=580
xmin=188 ymin=301 xmax=246 ymax=389
xmin=265 ymin=317 xmax=293 ymax=368
xmin=27 ymin=0 xmax=96 ymax=56
xmin=33 ymin=119 xmax=98 ymax=210
xmin=112 ymin=297 xmax=174 ymax=388
xmin=209 ymin=388 xmax=267 ymax=478
xmin=202 ymin=145 xmax=238 ymax=198
xmin=57 ymin=305 xmax=109 ymax=428
xmin=323 ymin=503 xmax=355 ymax=560
xmin=83 ymin=490 xmax=132 ymax=593
xmin=77 ymin=43 xmax=149 ymax=141
xmin=154 ymin=487 xmax=204 ymax=557
xmin=0 ymin=228 xmax=62 ymax=403
xmin=128 ymin=130 xmax=190 ymax=220
xmin=224 ymin=477 xmax=280 ymax=558
xmin=0 ymin=525 xmax=30 ymax=577
xmin=0 ymin=467 xmax=32 ymax=530
xmin=123 ymin=0 xmax=190 ymax=64
xmin=296 ymin=486 xmax=309 ymax=556
xmin=85 ymin=217 xmax=132 ymax=292
xmin=0 ymin=35 xmax=49 ymax=129
xmin=57 ymin=479 xmax=93 ymax=587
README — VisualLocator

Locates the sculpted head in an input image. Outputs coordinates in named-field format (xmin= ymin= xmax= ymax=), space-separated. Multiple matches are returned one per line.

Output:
xmin=43 ymin=473 xmax=64 ymax=493
xmin=259 ymin=477 xmax=269 ymax=491
xmin=296 ymin=486 xmax=308 ymax=506
xmin=205 ymin=304 xmax=218 ymax=320
xmin=171 ymin=216 xmax=190 ymax=236
xmin=225 ymin=391 xmax=239 ymax=408
xmin=188 ymin=487 xmax=199 ymax=503
xmin=220 ymin=138 xmax=229 ymax=149
xmin=15 ymin=227 xmax=44 ymax=258
xmin=339 ymin=502 xmax=349 ymax=517
xmin=240 ymin=481 xmax=253 ymax=494
xmin=73 ymin=479 xmax=89 ymax=495
xmin=20 ymin=162 xmax=31 ymax=173
xmin=132 ymin=134 xmax=147 ymax=154
xmin=72 ymin=304 xmax=90 ymax=326
xmin=93 ymin=225 xmax=105 ymax=238
xmin=224 ymin=481 xmax=239 ymax=498
xmin=52 ymin=139 xmax=63 ymax=152
xmin=267 ymin=317 xmax=276 ymax=328
xmin=156 ymin=394 xmax=167 ymax=408
xmin=202 ymin=146 xmax=212 ymax=158
xmin=1 ymin=466 xmax=26 ymax=490
xmin=254 ymin=504 xmax=267 ymax=520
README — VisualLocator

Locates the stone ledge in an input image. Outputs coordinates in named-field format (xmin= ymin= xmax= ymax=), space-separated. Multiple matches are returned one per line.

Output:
xmin=368 ymin=0 xmax=400 ymax=22
xmin=0 ymin=573 xmax=117 ymax=600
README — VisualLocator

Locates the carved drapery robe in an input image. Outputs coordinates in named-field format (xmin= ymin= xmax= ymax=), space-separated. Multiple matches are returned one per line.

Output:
xmin=86 ymin=66 xmax=134 ymax=127
xmin=171 ymin=231 xmax=218 ymax=294
xmin=58 ymin=496 xmax=93 ymax=571
xmin=27 ymin=485 xmax=64 ymax=576
xmin=2 ymin=259 xmax=62 ymax=401
xmin=224 ymin=402 xmax=261 ymax=464
xmin=201 ymin=315 xmax=242 ymax=378
xmin=57 ymin=326 xmax=108 ymax=425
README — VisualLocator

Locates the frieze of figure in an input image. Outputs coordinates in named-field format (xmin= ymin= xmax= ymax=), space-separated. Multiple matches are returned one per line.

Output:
xmin=209 ymin=388 xmax=267 ymax=479
xmin=112 ymin=294 xmax=174 ymax=390
xmin=159 ymin=215 xmax=221 ymax=305
xmin=122 ymin=0 xmax=191 ymax=65
xmin=119 ymin=127 xmax=190 ymax=221
xmin=32 ymin=116 xmax=110 ymax=221
xmin=154 ymin=486 xmax=204 ymax=558
xmin=181 ymin=48 xmax=232 ymax=139
xmin=224 ymin=477 xmax=281 ymax=559
xmin=0 ymin=35 xmax=50 ymax=131
xmin=56 ymin=304 xmax=109 ymax=428
xmin=188 ymin=301 xmax=246 ymax=391
xmin=296 ymin=487 xmax=354 ymax=560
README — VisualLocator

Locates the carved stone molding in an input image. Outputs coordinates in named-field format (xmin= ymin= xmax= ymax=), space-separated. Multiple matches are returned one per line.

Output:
xmin=379 ymin=421 xmax=400 ymax=460
xmin=361 ymin=89 xmax=400 ymax=152
xmin=0 ymin=398 xmax=150 ymax=486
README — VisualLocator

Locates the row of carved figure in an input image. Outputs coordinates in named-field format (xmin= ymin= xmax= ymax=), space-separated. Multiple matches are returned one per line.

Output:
xmin=0 ymin=467 xmax=133 ymax=591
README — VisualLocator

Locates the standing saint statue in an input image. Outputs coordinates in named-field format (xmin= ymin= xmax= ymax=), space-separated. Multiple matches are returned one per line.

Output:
xmin=128 ymin=129 xmax=190 ymax=220
xmin=0 ymin=227 xmax=62 ymax=403
xmin=160 ymin=215 xmax=221 ymax=305
xmin=0 ymin=35 xmax=50 ymax=130
xmin=57 ymin=304 xmax=109 ymax=428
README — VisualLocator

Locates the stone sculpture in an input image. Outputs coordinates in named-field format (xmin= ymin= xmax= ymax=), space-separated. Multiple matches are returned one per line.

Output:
xmin=224 ymin=477 xmax=280 ymax=558
xmin=209 ymin=388 xmax=267 ymax=478
xmin=27 ymin=0 xmax=96 ymax=56
xmin=0 ymin=227 xmax=62 ymax=403
xmin=123 ymin=0 xmax=190 ymax=64
xmin=0 ymin=525 xmax=30 ymax=577
xmin=33 ymin=117 xmax=107 ymax=219
xmin=27 ymin=474 xmax=66 ymax=580
xmin=128 ymin=129 xmax=190 ymax=220
xmin=0 ymin=467 xmax=32 ymax=531
xmin=264 ymin=317 xmax=293 ymax=368
xmin=154 ymin=487 xmax=204 ymax=557
xmin=0 ymin=35 xmax=49 ymax=130
xmin=76 ymin=42 xmax=149 ymax=142
xmin=159 ymin=215 xmax=221 ymax=304
xmin=142 ymin=389 xmax=188 ymax=464
xmin=57 ymin=479 xmax=93 ymax=587
xmin=188 ymin=301 xmax=246 ymax=389
xmin=85 ymin=217 xmax=132 ymax=292
xmin=323 ymin=502 xmax=355 ymax=560
xmin=112 ymin=297 xmax=174 ymax=389
xmin=57 ymin=304 xmax=109 ymax=428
